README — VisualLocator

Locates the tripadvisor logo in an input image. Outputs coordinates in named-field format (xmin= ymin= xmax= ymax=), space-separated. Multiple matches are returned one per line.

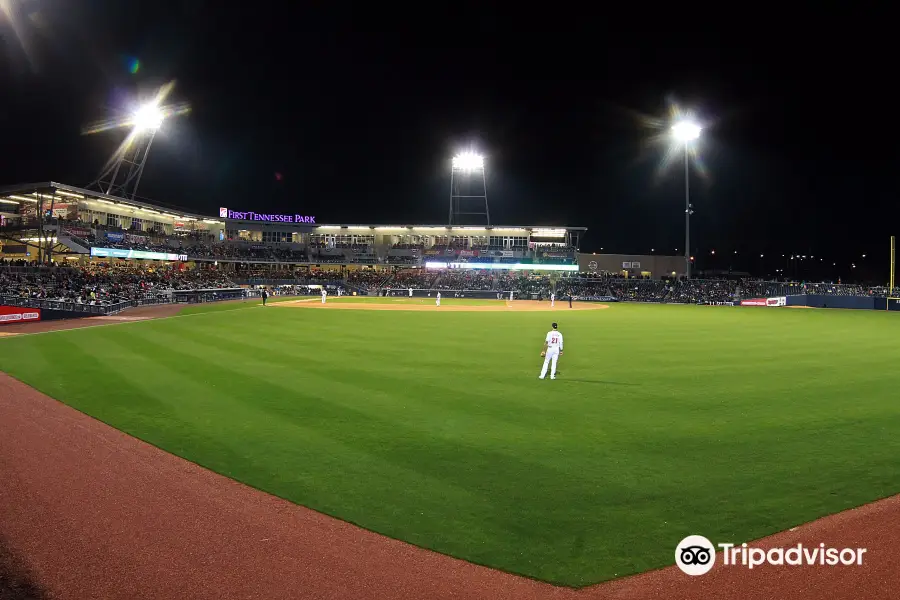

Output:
xmin=675 ymin=535 xmax=867 ymax=576
xmin=676 ymin=535 xmax=716 ymax=576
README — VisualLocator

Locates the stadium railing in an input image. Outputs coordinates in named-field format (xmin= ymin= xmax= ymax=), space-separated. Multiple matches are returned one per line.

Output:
xmin=232 ymin=277 xmax=301 ymax=286
xmin=171 ymin=288 xmax=249 ymax=304
xmin=0 ymin=296 xmax=128 ymax=315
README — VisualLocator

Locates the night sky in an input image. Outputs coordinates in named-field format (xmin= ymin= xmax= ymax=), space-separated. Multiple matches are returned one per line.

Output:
xmin=1 ymin=3 xmax=896 ymax=280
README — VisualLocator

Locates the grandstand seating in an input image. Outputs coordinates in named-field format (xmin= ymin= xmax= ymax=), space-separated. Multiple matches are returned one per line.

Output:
xmin=3 ymin=259 xmax=897 ymax=311
xmin=0 ymin=263 xmax=237 ymax=306
xmin=55 ymin=221 xmax=582 ymax=268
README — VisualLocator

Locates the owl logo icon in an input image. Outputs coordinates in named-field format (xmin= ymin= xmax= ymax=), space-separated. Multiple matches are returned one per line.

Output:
xmin=588 ymin=261 xmax=598 ymax=272
xmin=219 ymin=207 xmax=228 ymax=218
xmin=675 ymin=535 xmax=716 ymax=576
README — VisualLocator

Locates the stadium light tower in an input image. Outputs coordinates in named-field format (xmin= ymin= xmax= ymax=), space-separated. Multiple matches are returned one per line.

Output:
xmin=90 ymin=101 xmax=164 ymax=201
xmin=449 ymin=151 xmax=490 ymax=226
xmin=86 ymin=81 xmax=189 ymax=201
xmin=672 ymin=119 xmax=701 ymax=278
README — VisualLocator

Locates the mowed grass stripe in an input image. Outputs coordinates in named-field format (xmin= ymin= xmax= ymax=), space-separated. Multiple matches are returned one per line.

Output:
xmin=84 ymin=317 xmax=617 ymax=570
xmin=1 ymin=303 xmax=899 ymax=585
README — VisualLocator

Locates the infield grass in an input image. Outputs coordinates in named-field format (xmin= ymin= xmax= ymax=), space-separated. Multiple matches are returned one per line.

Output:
xmin=1 ymin=300 xmax=899 ymax=586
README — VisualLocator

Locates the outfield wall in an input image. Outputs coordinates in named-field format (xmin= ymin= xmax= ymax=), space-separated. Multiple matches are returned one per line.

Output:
xmin=0 ymin=304 xmax=99 ymax=324
xmin=783 ymin=295 xmax=900 ymax=311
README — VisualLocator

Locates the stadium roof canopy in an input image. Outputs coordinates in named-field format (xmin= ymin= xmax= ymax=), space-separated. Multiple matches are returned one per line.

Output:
xmin=1 ymin=181 xmax=585 ymax=235
xmin=0 ymin=181 xmax=221 ymax=224
xmin=303 ymin=225 xmax=587 ymax=233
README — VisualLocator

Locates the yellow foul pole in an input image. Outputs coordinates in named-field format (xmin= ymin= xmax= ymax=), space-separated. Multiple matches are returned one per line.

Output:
xmin=890 ymin=236 xmax=896 ymax=311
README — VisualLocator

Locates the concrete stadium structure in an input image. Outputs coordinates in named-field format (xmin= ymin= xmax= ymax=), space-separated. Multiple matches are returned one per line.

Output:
xmin=1 ymin=182 xmax=585 ymax=271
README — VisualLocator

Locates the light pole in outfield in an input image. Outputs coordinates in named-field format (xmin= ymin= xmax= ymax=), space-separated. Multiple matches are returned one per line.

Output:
xmin=671 ymin=120 xmax=701 ymax=279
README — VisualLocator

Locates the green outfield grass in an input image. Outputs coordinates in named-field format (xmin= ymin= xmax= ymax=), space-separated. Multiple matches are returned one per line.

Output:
xmin=1 ymin=302 xmax=899 ymax=586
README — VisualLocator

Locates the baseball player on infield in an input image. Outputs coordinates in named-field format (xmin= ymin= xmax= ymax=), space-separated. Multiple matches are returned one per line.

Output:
xmin=539 ymin=322 xmax=563 ymax=380
xmin=321 ymin=287 xmax=327 ymax=304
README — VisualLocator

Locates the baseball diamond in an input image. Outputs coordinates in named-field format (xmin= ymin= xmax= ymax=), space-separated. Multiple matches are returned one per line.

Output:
xmin=0 ymin=70 xmax=898 ymax=598
xmin=1 ymin=290 xmax=900 ymax=599
xmin=0 ymin=178 xmax=899 ymax=598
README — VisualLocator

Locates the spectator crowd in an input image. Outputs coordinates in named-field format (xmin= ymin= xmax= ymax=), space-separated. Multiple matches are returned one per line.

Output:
xmin=4 ymin=259 xmax=898 ymax=310
xmin=1 ymin=263 xmax=237 ymax=306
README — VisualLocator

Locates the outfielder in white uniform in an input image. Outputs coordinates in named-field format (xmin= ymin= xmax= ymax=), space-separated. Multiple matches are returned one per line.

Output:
xmin=539 ymin=322 xmax=563 ymax=380
xmin=509 ymin=290 xmax=514 ymax=302
xmin=551 ymin=293 xmax=555 ymax=307
xmin=436 ymin=292 xmax=441 ymax=307
xmin=409 ymin=287 xmax=413 ymax=297
xmin=321 ymin=288 xmax=327 ymax=304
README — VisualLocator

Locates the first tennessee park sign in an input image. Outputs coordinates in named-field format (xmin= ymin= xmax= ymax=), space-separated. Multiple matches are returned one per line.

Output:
xmin=219 ymin=207 xmax=315 ymax=224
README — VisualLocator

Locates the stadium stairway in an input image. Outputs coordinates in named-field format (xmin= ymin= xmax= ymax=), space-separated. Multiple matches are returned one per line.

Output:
xmin=56 ymin=233 xmax=90 ymax=255
xmin=378 ymin=273 xmax=395 ymax=288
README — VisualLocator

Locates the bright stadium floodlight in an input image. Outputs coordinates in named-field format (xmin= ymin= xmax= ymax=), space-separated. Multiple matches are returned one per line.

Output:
xmin=85 ymin=80 xmax=190 ymax=201
xmin=452 ymin=151 xmax=484 ymax=172
xmin=671 ymin=120 xmax=701 ymax=142
xmin=132 ymin=103 xmax=165 ymax=132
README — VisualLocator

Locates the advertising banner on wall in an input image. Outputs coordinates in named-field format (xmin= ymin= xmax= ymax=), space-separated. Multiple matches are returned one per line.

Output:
xmin=0 ymin=306 xmax=41 ymax=325
xmin=48 ymin=203 xmax=76 ymax=218
xmin=90 ymin=247 xmax=187 ymax=261
xmin=740 ymin=299 xmax=768 ymax=306
xmin=106 ymin=232 xmax=125 ymax=242
xmin=63 ymin=227 xmax=91 ymax=239
xmin=766 ymin=296 xmax=787 ymax=306
xmin=426 ymin=261 xmax=578 ymax=272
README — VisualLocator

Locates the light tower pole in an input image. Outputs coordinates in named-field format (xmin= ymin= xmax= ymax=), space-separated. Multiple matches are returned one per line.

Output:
xmin=671 ymin=120 xmax=701 ymax=278
xmin=84 ymin=82 xmax=189 ymax=201
xmin=89 ymin=103 xmax=164 ymax=201
xmin=449 ymin=152 xmax=490 ymax=226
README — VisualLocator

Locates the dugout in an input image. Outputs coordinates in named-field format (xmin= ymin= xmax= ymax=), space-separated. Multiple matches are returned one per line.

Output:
xmin=172 ymin=288 xmax=247 ymax=303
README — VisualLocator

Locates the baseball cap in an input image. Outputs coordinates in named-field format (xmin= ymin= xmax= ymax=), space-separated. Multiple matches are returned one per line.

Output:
xmin=552 ymin=322 xmax=558 ymax=329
